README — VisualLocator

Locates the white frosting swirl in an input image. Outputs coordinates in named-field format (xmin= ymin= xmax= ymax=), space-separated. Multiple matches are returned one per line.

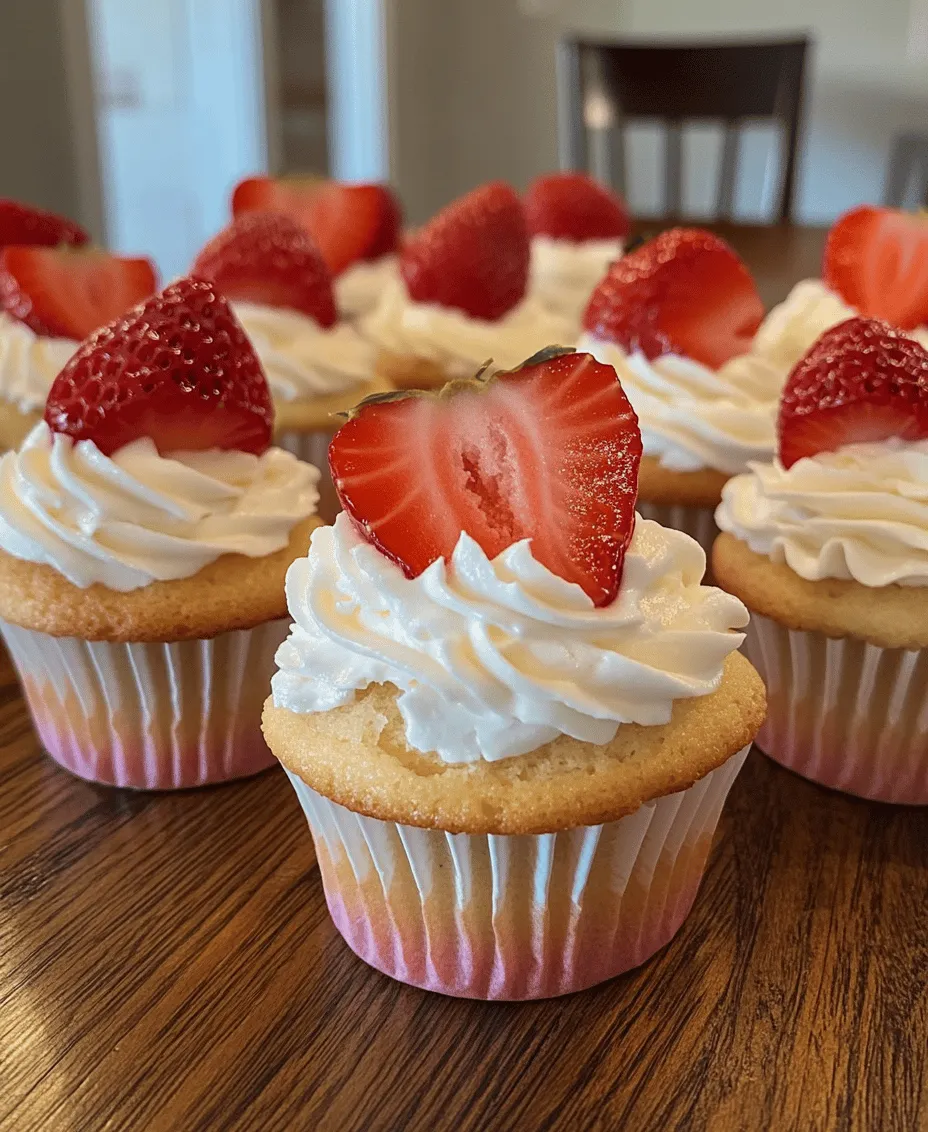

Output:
xmin=335 ymin=255 xmax=398 ymax=319
xmin=716 ymin=440 xmax=928 ymax=587
xmin=580 ymin=334 xmax=784 ymax=475
xmin=0 ymin=314 xmax=77 ymax=414
xmin=232 ymin=302 xmax=375 ymax=401
xmin=0 ymin=422 xmax=320 ymax=590
xmin=529 ymin=236 xmax=623 ymax=321
xmin=754 ymin=279 xmax=928 ymax=372
xmin=271 ymin=513 xmax=748 ymax=764
xmin=361 ymin=280 xmax=576 ymax=377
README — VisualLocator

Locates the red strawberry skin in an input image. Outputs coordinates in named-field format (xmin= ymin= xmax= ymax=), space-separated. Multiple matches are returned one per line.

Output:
xmin=0 ymin=247 xmax=157 ymax=340
xmin=0 ymin=199 xmax=88 ymax=252
xmin=231 ymin=176 xmax=402 ymax=275
xmin=823 ymin=205 xmax=928 ymax=331
xmin=778 ymin=317 xmax=928 ymax=468
xmin=45 ymin=277 xmax=273 ymax=457
xmin=329 ymin=349 xmax=641 ymax=606
xmin=400 ymin=182 xmax=530 ymax=321
xmin=525 ymin=172 xmax=631 ymax=242
xmin=583 ymin=228 xmax=764 ymax=370
xmin=191 ymin=212 xmax=337 ymax=327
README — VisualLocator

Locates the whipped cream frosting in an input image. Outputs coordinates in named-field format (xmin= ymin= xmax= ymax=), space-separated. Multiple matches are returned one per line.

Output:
xmin=0 ymin=422 xmax=320 ymax=591
xmin=530 ymin=236 xmax=623 ymax=321
xmin=335 ymin=255 xmax=398 ymax=319
xmin=580 ymin=334 xmax=784 ymax=475
xmin=716 ymin=440 xmax=928 ymax=587
xmin=233 ymin=302 xmax=375 ymax=401
xmin=754 ymin=279 xmax=928 ymax=372
xmin=271 ymin=513 xmax=748 ymax=764
xmin=0 ymin=314 xmax=77 ymax=414
xmin=361 ymin=280 xmax=576 ymax=378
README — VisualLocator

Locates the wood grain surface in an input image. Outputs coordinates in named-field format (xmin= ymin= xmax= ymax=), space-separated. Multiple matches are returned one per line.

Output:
xmin=3 ymin=225 xmax=927 ymax=1132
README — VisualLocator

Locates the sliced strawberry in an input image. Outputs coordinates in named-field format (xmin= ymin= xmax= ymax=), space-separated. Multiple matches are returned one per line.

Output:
xmin=400 ymin=182 xmax=529 ymax=321
xmin=329 ymin=348 xmax=641 ymax=606
xmin=0 ymin=247 xmax=157 ymax=340
xmin=823 ymin=205 xmax=928 ymax=330
xmin=583 ymin=227 xmax=764 ymax=369
xmin=0 ymin=199 xmax=88 ymax=252
xmin=525 ymin=172 xmax=631 ymax=242
xmin=231 ymin=176 xmax=401 ymax=275
xmin=191 ymin=212 xmax=337 ymax=327
xmin=778 ymin=317 xmax=928 ymax=468
xmin=45 ymin=277 xmax=272 ymax=457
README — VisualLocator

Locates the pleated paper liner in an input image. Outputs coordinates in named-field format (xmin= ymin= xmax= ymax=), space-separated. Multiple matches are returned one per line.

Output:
xmin=636 ymin=502 xmax=718 ymax=563
xmin=277 ymin=430 xmax=339 ymax=523
xmin=286 ymin=745 xmax=749 ymax=1000
xmin=741 ymin=612 xmax=928 ymax=804
xmin=2 ymin=618 xmax=288 ymax=790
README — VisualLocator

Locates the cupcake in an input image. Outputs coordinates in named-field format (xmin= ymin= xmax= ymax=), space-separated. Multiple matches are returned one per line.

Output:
xmin=754 ymin=205 xmax=928 ymax=373
xmin=362 ymin=182 xmax=574 ymax=391
xmin=0 ymin=208 xmax=156 ymax=451
xmin=232 ymin=175 xmax=402 ymax=319
xmin=0 ymin=277 xmax=321 ymax=790
xmin=192 ymin=212 xmax=389 ymax=522
xmin=524 ymin=171 xmax=629 ymax=323
xmin=578 ymin=228 xmax=778 ymax=556
xmin=263 ymin=347 xmax=765 ymax=999
xmin=714 ymin=316 xmax=928 ymax=804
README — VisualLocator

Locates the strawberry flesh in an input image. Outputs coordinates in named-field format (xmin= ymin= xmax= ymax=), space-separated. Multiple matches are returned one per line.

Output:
xmin=400 ymin=182 xmax=530 ymax=321
xmin=778 ymin=316 xmax=928 ymax=468
xmin=823 ymin=204 xmax=928 ymax=330
xmin=525 ymin=172 xmax=630 ymax=241
xmin=192 ymin=211 xmax=337 ymax=327
xmin=583 ymin=227 xmax=764 ymax=369
xmin=0 ymin=247 xmax=157 ymax=339
xmin=0 ymin=199 xmax=88 ymax=252
xmin=329 ymin=349 xmax=642 ymax=606
xmin=45 ymin=277 xmax=273 ymax=457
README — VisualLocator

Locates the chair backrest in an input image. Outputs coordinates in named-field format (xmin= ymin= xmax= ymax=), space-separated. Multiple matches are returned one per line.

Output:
xmin=557 ymin=38 xmax=809 ymax=224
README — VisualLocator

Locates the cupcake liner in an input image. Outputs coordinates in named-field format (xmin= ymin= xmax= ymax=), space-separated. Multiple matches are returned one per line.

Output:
xmin=1 ymin=618 xmax=288 ymax=790
xmin=636 ymin=502 xmax=718 ymax=560
xmin=741 ymin=613 xmax=928 ymax=804
xmin=277 ymin=429 xmax=339 ymax=523
xmin=285 ymin=745 xmax=748 ymax=1000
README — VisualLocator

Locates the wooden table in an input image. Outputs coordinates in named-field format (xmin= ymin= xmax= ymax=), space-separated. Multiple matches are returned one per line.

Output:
xmin=3 ymin=226 xmax=928 ymax=1131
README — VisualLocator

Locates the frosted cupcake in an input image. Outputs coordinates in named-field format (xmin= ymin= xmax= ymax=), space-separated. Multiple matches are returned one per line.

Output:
xmin=579 ymin=228 xmax=774 ymax=555
xmin=0 ymin=229 xmax=156 ymax=450
xmin=715 ymin=317 xmax=928 ymax=803
xmin=754 ymin=205 xmax=928 ymax=372
xmin=232 ymin=175 xmax=402 ymax=319
xmin=263 ymin=347 xmax=765 ymax=999
xmin=362 ymin=182 xmax=573 ymax=390
xmin=192 ymin=212 xmax=389 ymax=521
xmin=0 ymin=277 xmax=321 ymax=789
xmin=525 ymin=171 xmax=629 ymax=323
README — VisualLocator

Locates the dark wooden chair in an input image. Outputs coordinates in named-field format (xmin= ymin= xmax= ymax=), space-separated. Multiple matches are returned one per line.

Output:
xmin=557 ymin=38 xmax=810 ymax=223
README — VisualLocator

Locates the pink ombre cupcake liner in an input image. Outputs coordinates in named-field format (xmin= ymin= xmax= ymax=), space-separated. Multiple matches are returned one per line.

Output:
xmin=637 ymin=502 xmax=717 ymax=560
xmin=741 ymin=613 xmax=928 ymax=804
xmin=2 ymin=618 xmax=289 ymax=790
xmin=277 ymin=430 xmax=339 ymax=523
xmin=285 ymin=745 xmax=749 ymax=1000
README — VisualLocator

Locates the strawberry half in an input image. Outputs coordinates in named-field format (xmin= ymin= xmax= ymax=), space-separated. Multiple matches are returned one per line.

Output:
xmin=44 ymin=277 xmax=273 ymax=457
xmin=0 ymin=199 xmax=88 ymax=252
xmin=329 ymin=348 xmax=641 ymax=606
xmin=583 ymin=228 xmax=764 ymax=369
xmin=823 ymin=205 xmax=928 ymax=331
xmin=0 ymin=247 xmax=157 ymax=340
xmin=400 ymin=182 xmax=529 ymax=321
xmin=231 ymin=176 xmax=401 ymax=276
xmin=525 ymin=172 xmax=631 ymax=242
xmin=191 ymin=212 xmax=337 ymax=327
xmin=778 ymin=317 xmax=928 ymax=468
